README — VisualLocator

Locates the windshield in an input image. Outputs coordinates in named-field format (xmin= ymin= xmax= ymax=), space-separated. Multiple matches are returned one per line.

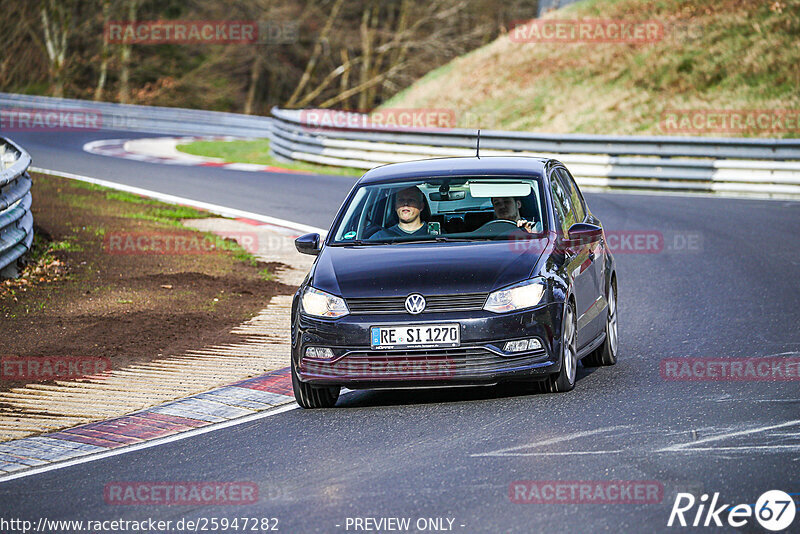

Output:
xmin=330 ymin=176 xmax=547 ymax=245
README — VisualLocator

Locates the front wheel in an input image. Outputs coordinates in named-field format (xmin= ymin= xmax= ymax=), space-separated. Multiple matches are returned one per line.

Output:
xmin=583 ymin=281 xmax=618 ymax=367
xmin=543 ymin=301 xmax=577 ymax=393
xmin=291 ymin=358 xmax=340 ymax=408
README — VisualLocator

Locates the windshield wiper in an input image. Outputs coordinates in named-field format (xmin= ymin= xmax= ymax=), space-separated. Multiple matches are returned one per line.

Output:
xmin=332 ymin=239 xmax=390 ymax=246
xmin=334 ymin=236 xmax=494 ymax=246
xmin=397 ymin=236 xmax=483 ymax=244
xmin=433 ymin=236 xmax=478 ymax=242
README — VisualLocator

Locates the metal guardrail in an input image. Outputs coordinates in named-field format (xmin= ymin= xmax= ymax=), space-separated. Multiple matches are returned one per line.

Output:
xmin=0 ymin=92 xmax=273 ymax=138
xmin=269 ymin=108 xmax=800 ymax=199
xmin=0 ymin=137 xmax=33 ymax=278
xmin=1 ymin=93 xmax=798 ymax=199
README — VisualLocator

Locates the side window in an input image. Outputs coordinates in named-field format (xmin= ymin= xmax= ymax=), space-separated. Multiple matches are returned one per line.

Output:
xmin=549 ymin=170 xmax=573 ymax=237
xmin=557 ymin=168 xmax=586 ymax=222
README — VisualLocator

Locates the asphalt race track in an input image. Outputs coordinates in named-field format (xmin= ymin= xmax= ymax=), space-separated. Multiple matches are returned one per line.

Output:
xmin=2 ymin=129 xmax=799 ymax=533
xmin=10 ymin=130 xmax=355 ymax=229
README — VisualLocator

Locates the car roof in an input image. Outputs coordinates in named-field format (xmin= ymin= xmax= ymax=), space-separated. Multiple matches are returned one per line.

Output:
xmin=357 ymin=156 xmax=552 ymax=185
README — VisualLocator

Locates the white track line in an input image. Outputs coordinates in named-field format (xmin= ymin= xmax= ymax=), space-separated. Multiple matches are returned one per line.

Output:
xmin=661 ymin=445 xmax=800 ymax=453
xmin=657 ymin=419 xmax=800 ymax=452
xmin=0 ymin=403 xmax=299 ymax=484
xmin=471 ymin=426 xmax=629 ymax=457
xmin=485 ymin=450 xmax=626 ymax=457
xmin=30 ymin=167 xmax=327 ymax=236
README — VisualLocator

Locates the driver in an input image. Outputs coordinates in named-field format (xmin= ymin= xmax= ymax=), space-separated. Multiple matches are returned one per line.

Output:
xmin=371 ymin=186 xmax=430 ymax=239
xmin=490 ymin=197 xmax=536 ymax=233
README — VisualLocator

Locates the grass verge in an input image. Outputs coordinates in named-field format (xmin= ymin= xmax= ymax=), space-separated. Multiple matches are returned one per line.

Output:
xmin=0 ymin=173 xmax=294 ymax=393
xmin=176 ymin=138 xmax=363 ymax=176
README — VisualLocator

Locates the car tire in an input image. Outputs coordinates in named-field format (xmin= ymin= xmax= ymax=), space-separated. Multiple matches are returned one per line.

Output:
xmin=544 ymin=300 xmax=577 ymax=393
xmin=291 ymin=358 xmax=340 ymax=408
xmin=583 ymin=280 xmax=618 ymax=367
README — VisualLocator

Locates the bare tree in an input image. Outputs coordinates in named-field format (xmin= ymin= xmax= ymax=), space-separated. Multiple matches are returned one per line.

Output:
xmin=0 ymin=4 xmax=44 ymax=91
xmin=284 ymin=0 xmax=346 ymax=108
xmin=356 ymin=2 xmax=374 ymax=110
xmin=338 ymin=48 xmax=352 ymax=109
xmin=244 ymin=53 xmax=263 ymax=115
xmin=95 ymin=0 xmax=112 ymax=101
xmin=0 ymin=0 xmax=539 ymax=110
xmin=39 ymin=0 xmax=72 ymax=97
xmin=290 ymin=0 xmax=487 ymax=110
xmin=118 ymin=0 xmax=138 ymax=104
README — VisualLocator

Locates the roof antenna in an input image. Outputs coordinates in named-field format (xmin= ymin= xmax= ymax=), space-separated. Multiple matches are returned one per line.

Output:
xmin=476 ymin=129 xmax=481 ymax=159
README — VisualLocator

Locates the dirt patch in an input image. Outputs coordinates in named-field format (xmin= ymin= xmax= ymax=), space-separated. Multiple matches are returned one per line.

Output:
xmin=0 ymin=173 xmax=296 ymax=392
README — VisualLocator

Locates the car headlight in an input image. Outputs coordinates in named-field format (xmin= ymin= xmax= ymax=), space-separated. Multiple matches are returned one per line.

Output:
xmin=483 ymin=278 xmax=546 ymax=314
xmin=301 ymin=286 xmax=349 ymax=318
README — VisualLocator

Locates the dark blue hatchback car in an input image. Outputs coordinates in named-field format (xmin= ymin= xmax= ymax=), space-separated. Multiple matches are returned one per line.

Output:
xmin=291 ymin=157 xmax=617 ymax=408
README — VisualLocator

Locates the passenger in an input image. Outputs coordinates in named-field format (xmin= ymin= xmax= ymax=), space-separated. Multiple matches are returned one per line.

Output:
xmin=371 ymin=186 xmax=430 ymax=239
xmin=491 ymin=197 xmax=536 ymax=233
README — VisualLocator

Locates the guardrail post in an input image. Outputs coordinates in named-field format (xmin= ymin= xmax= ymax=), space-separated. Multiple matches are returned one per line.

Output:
xmin=0 ymin=259 xmax=21 ymax=279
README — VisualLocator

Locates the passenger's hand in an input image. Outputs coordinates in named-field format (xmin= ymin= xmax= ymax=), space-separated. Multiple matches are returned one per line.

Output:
xmin=517 ymin=219 xmax=535 ymax=233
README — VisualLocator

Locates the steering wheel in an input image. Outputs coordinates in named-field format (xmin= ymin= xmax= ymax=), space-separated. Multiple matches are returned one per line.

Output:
xmin=476 ymin=219 xmax=519 ymax=235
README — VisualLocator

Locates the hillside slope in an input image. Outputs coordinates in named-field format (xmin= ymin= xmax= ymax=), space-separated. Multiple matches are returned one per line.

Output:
xmin=381 ymin=0 xmax=799 ymax=137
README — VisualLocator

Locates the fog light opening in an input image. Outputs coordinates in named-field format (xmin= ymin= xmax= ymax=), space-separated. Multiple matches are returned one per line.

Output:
xmin=504 ymin=340 xmax=528 ymax=353
xmin=504 ymin=338 xmax=542 ymax=353
xmin=305 ymin=347 xmax=335 ymax=359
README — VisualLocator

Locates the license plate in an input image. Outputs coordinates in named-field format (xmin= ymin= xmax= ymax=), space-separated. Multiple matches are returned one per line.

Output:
xmin=371 ymin=324 xmax=460 ymax=349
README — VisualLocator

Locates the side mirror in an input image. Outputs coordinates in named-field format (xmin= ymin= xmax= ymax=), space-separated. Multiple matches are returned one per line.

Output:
xmin=295 ymin=233 xmax=321 ymax=256
xmin=567 ymin=223 xmax=602 ymax=245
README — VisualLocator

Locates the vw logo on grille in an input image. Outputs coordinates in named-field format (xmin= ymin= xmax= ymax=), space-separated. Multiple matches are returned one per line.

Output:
xmin=405 ymin=294 xmax=426 ymax=314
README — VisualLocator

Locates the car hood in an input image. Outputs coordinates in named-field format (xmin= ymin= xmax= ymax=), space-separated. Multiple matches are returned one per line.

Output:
xmin=311 ymin=239 xmax=548 ymax=298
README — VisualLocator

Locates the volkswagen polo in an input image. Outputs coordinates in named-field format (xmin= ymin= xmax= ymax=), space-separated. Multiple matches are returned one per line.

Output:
xmin=290 ymin=157 xmax=617 ymax=408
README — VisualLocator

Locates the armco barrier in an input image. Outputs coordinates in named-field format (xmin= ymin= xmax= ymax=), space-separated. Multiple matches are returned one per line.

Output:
xmin=0 ymin=137 xmax=33 ymax=278
xmin=268 ymin=108 xmax=800 ymax=199
xmin=0 ymin=92 xmax=273 ymax=138
xmin=1 ymin=93 xmax=798 ymax=199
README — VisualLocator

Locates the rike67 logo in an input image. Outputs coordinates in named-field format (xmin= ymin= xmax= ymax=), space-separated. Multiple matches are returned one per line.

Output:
xmin=668 ymin=490 xmax=796 ymax=531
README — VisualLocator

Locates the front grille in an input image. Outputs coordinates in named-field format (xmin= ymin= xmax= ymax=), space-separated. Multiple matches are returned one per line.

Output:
xmin=302 ymin=346 xmax=546 ymax=379
xmin=346 ymin=293 xmax=488 ymax=315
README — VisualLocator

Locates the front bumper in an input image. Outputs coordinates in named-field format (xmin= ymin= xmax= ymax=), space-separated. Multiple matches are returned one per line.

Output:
xmin=292 ymin=302 xmax=563 ymax=388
